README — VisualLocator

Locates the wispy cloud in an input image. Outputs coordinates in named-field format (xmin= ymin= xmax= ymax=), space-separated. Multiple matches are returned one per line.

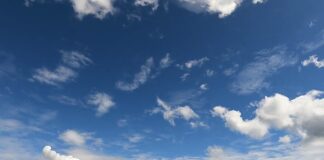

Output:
xmin=31 ymin=51 xmax=92 ymax=86
xmin=116 ymin=54 xmax=173 ymax=91
xmin=231 ymin=46 xmax=297 ymax=95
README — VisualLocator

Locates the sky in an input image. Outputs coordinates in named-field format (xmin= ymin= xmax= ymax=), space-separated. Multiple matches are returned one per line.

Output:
xmin=1 ymin=0 xmax=324 ymax=160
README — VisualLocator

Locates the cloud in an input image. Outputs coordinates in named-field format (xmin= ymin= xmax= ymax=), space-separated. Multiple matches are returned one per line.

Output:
xmin=31 ymin=51 xmax=91 ymax=86
xmin=212 ymin=90 xmax=324 ymax=141
xmin=200 ymin=83 xmax=208 ymax=90
xmin=190 ymin=121 xmax=209 ymax=128
xmin=87 ymin=92 xmax=115 ymax=116
xmin=279 ymin=135 xmax=291 ymax=144
xmin=70 ymin=0 xmax=115 ymax=19
xmin=183 ymin=57 xmax=209 ymax=69
xmin=32 ymin=66 xmax=77 ymax=86
xmin=116 ymin=57 xmax=154 ymax=91
xmin=302 ymin=55 xmax=324 ymax=68
xmin=301 ymin=30 xmax=324 ymax=53
xmin=152 ymin=97 xmax=199 ymax=126
xmin=252 ymin=0 xmax=266 ymax=4
xmin=117 ymin=119 xmax=128 ymax=127
xmin=43 ymin=146 xmax=80 ymax=160
xmin=205 ymin=69 xmax=215 ymax=77
xmin=61 ymin=51 xmax=92 ymax=69
xmin=231 ymin=46 xmax=297 ymax=95
xmin=59 ymin=129 xmax=103 ymax=147
xmin=223 ymin=64 xmax=239 ymax=76
xmin=127 ymin=134 xmax=144 ymax=143
xmin=59 ymin=130 xmax=87 ymax=146
xmin=175 ymin=0 xmax=243 ymax=18
xmin=180 ymin=73 xmax=190 ymax=81
xmin=159 ymin=53 xmax=173 ymax=68
xmin=134 ymin=0 xmax=159 ymax=11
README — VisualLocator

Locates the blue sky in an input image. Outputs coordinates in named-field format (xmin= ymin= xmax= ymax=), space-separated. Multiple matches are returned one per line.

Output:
xmin=1 ymin=0 xmax=324 ymax=160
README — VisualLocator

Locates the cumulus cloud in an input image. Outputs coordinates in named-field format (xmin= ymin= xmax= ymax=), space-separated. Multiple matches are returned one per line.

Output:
xmin=134 ymin=0 xmax=159 ymax=11
xmin=212 ymin=90 xmax=324 ymax=141
xmin=152 ymin=97 xmax=199 ymax=126
xmin=87 ymin=92 xmax=115 ymax=116
xmin=31 ymin=51 xmax=91 ymax=86
xmin=70 ymin=0 xmax=115 ymax=19
xmin=176 ymin=0 xmax=243 ymax=18
xmin=59 ymin=130 xmax=87 ymax=146
xmin=279 ymin=135 xmax=291 ymax=144
xmin=302 ymin=55 xmax=324 ymax=68
xmin=43 ymin=146 xmax=80 ymax=160
xmin=231 ymin=46 xmax=297 ymax=95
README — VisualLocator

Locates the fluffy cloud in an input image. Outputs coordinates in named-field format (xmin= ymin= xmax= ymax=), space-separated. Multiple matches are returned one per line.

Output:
xmin=31 ymin=51 xmax=91 ymax=86
xmin=70 ymin=0 xmax=115 ymax=19
xmin=252 ymin=0 xmax=266 ymax=4
xmin=152 ymin=97 xmax=199 ymax=126
xmin=302 ymin=55 xmax=324 ymax=68
xmin=43 ymin=146 xmax=80 ymax=160
xmin=212 ymin=90 xmax=324 ymax=141
xmin=134 ymin=0 xmax=159 ymax=11
xmin=87 ymin=92 xmax=115 ymax=116
xmin=231 ymin=46 xmax=297 ymax=94
xmin=59 ymin=130 xmax=87 ymax=146
xmin=176 ymin=0 xmax=243 ymax=18
xmin=279 ymin=135 xmax=291 ymax=144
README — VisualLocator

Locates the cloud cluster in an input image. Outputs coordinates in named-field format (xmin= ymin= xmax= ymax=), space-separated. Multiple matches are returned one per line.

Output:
xmin=134 ymin=0 xmax=159 ymax=11
xmin=70 ymin=0 xmax=115 ymax=19
xmin=116 ymin=53 xmax=173 ymax=91
xmin=302 ymin=55 xmax=324 ymax=68
xmin=43 ymin=146 xmax=80 ymax=160
xmin=151 ymin=97 xmax=199 ymax=126
xmin=31 ymin=51 xmax=91 ymax=86
xmin=183 ymin=57 xmax=209 ymax=69
xmin=59 ymin=129 xmax=103 ymax=147
xmin=231 ymin=46 xmax=297 ymax=94
xmin=87 ymin=92 xmax=115 ymax=116
xmin=212 ymin=90 xmax=324 ymax=141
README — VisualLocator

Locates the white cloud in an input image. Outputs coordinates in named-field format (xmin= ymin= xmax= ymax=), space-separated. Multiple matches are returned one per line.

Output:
xmin=252 ymin=0 xmax=266 ymax=4
xmin=32 ymin=66 xmax=77 ymax=86
xmin=127 ymin=134 xmax=144 ymax=143
xmin=279 ymin=135 xmax=291 ymax=144
xmin=59 ymin=130 xmax=87 ymax=146
xmin=70 ymin=0 xmax=115 ymax=19
xmin=190 ymin=121 xmax=209 ymax=128
xmin=200 ymin=83 xmax=208 ymax=90
xmin=159 ymin=53 xmax=173 ymax=68
xmin=61 ymin=51 xmax=92 ymax=69
xmin=212 ymin=90 xmax=324 ymax=141
xmin=117 ymin=119 xmax=128 ymax=127
xmin=176 ymin=0 xmax=243 ymax=18
xmin=180 ymin=73 xmax=190 ymax=81
xmin=302 ymin=55 xmax=324 ymax=68
xmin=153 ymin=97 xmax=199 ymax=126
xmin=135 ymin=0 xmax=159 ymax=11
xmin=223 ymin=64 xmax=239 ymax=76
xmin=31 ymin=51 xmax=91 ymax=86
xmin=87 ymin=92 xmax=115 ymax=116
xmin=184 ymin=57 xmax=209 ymax=69
xmin=43 ymin=146 xmax=80 ymax=160
xmin=116 ymin=58 xmax=154 ymax=91
xmin=231 ymin=46 xmax=297 ymax=94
